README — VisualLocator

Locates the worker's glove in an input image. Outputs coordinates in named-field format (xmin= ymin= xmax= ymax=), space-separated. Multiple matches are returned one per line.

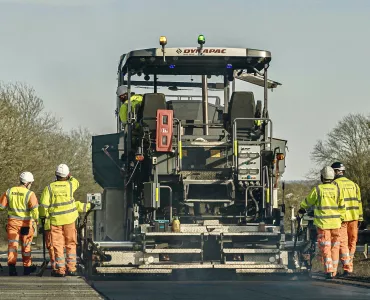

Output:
xmin=38 ymin=226 xmax=44 ymax=234
xmin=298 ymin=208 xmax=306 ymax=215
xmin=90 ymin=203 xmax=96 ymax=210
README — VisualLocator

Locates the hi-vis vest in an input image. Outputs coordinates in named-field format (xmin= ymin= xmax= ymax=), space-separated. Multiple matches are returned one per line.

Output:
xmin=2 ymin=186 xmax=39 ymax=221
xmin=333 ymin=177 xmax=363 ymax=222
xmin=300 ymin=183 xmax=346 ymax=230
xmin=39 ymin=177 xmax=79 ymax=226
xmin=42 ymin=201 xmax=91 ymax=231
xmin=119 ymin=95 xmax=143 ymax=123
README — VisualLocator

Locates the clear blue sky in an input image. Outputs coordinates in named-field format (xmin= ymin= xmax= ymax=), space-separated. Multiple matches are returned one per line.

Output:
xmin=0 ymin=0 xmax=369 ymax=180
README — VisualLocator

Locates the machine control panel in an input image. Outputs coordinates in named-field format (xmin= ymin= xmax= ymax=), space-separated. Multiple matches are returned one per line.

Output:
xmin=237 ymin=145 xmax=261 ymax=181
xmin=87 ymin=193 xmax=102 ymax=210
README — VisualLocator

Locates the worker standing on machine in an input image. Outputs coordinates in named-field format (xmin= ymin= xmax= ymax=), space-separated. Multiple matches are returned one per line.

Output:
xmin=331 ymin=162 xmax=363 ymax=277
xmin=116 ymin=85 xmax=143 ymax=124
xmin=298 ymin=166 xmax=345 ymax=279
xmin=39 ymin=164 xmax=81 ymax=277
xmin=0 ymin=172 xmax=39 ymax=276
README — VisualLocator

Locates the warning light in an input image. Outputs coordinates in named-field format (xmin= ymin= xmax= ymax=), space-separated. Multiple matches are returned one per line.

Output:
xmin=159 ymin=36 xmax=167 ymax=46
xmin=226 ymin=64 xmax=232 ymax=69
xmin=277 ymin=153 xmax=285 ymax=160
xmin=198 ymin=34 xmax=205 ymax=45
xmin=135 ymin=154 xmax=144 ymax=161
xmin=169 ymin=64 xmax=175 ymax=69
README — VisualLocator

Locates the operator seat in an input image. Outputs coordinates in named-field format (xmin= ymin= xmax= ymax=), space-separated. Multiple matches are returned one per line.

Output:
xmin=137 ymin=93 xmax=167 ymax=131
xmin=227 ymin=91 xmax=256 ymax=139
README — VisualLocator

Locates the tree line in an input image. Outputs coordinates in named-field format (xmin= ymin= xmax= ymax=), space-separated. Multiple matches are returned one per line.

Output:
xmin=0 ymin=82 xmax=101 ymax=242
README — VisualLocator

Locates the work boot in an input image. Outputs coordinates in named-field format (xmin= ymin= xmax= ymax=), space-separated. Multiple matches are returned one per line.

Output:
xmin=51 ymin=270 xmax=65 ymax=277
xmin=342 ymin=270 xmax=351 ymax=277
xmin=66 ymin=270 xmax=78 ymax=276
xmin=23 ymin=264 xmax=37 ymax=275
xmin=9 ymin=264 xmax=17 ymax=276
xmin=326 ymin=272 xmax=334 ymax=279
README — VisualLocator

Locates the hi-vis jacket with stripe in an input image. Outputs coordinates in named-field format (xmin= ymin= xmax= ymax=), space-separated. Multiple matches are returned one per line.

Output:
xmin=333 ymin=176 xmax=363 ymax=222
xmin=0 ymin=186 xmax=39 ymax=222
xmin=300 ymin=183 xmax=345 ymax=230
xmin=42 ymin=201 xmax=91 ymax=230
xmin=39 ymin=177 xmax=80 ymax=226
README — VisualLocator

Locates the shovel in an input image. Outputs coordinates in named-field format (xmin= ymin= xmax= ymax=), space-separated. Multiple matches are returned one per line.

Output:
xmin=36 ymin=217 xmax=49 ymax=277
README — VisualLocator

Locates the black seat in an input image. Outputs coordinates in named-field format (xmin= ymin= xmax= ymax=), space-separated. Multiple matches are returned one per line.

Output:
xmin=137 ymin=93 xmax=167 ymax=131
xmin=227 ymin=91 xmax=256 ymax=138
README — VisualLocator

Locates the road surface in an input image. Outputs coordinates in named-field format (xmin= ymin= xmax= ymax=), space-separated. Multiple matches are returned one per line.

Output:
xmin=1 ymin=251 xmax=370 ymax=300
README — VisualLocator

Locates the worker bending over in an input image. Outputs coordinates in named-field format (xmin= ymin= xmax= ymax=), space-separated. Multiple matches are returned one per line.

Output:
xmin=0 ymin=172 xmax=39 ymax=276
xmin=39 ymin=164 xmax=83 ymax=277
xmin=331 ymin=162 xmax=363 ymax=276
xmin=117 ymin=85 xmax=143 ymax=124
xmin=299 ymin=166 xmax=345 ymax=279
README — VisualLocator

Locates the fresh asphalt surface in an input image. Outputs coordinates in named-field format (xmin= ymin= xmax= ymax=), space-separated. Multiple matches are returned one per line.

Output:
xmin=1 ymin=250 xmax=370 ymax=300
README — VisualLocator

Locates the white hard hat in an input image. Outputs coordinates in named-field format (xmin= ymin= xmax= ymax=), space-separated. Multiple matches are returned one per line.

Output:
xmin=56 ymin=164 xmax=70 ymax=177
xmin=20 ymin=171 xmax=34 ymax=184
xmin=116 ymin=85 xmax=128 ymax=96
xmin=321 ymin=166 xmax=335 ymax=180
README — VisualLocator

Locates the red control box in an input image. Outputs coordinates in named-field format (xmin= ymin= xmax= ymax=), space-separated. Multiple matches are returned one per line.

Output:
xmin=156 ymin=109 xmax=173 ymax=152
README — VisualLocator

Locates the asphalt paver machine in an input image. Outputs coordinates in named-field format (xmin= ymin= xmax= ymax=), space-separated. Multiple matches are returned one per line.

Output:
xmin=83 ymin=36 xmax=307 ymax=276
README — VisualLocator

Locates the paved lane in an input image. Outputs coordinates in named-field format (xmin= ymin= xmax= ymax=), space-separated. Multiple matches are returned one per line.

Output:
xmin=92 ymin=280 xmax=370 ymax=300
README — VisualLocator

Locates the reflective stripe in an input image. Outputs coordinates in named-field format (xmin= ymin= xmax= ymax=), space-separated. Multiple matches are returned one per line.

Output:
xmin=8 ymin=215 xmax=32 ymax=220
xmin=49 ymin=200 xmax=74 ymax=208
xmin=67 ymin=254 xmax=77 ymax=257
xmin=8 ymin=240 xmax=19 ymax=244
xmin=316 ymin=206 xmax=340 ymax=210
xmin=24 ymin=190 xmax=31 ymax=210
xmin=22 ymin=252 xmax=31 ymax=257
xmin=320 ymin=241 xmax=331 ymax=246
xmin=5 ymin=189 xmax=10 ymax=202
xmin=8 ymin=249 xmax=17 ymax=252
xmin=359 ymin=214 xmax=363 ymax=217
xmin=67 ymin=259 xmax=77 ymax=263
xmin=49 ymin=207 xmax=77 ymax=216
xmin=29 ymin=204 xmax=39 ymax=210
xmin=56 ymin=263 xmax=65 ymax=267
xmin=340 ymin=253 xmax=350 ymax=258
xmin=316 ymin=215 xmax=341 ymax=219
xmin=56 ymin=257 xmax=64 ymax=261
xmin=8 ymin=208 xmax=29 ymax=212
xmin=344 ymin=197 xmax=358 ymax=201
xmin=346 ymin=206 xmax=359 ymax=210
xmin=48 ymin=185 xmax=53 ymax=199
xmin=343 ymin=259 xmax=351 ymax=264
xmin=22 ymin=242 xmax=32 ymax=247
xmin=332 ymin=260 xmax=339 ymax=264
xmin=40 ymin=203 xmax=50 ymax=208
xmin=316 ymin=186 xmax=321 ymax=207
xmin=332 ymin=242 xmax=340 ymax=246
xmin=336 ymin=184 xmax=340 ymax=204
xmin=69 ymin=181 xmax=73 ymax=200
xmin=0 ymin=203 xmax=6 ymax=209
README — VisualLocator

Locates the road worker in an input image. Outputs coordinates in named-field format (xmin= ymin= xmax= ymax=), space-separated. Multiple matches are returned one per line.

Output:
xmin=39 ymin=164 xmax=82 ymax=277
xmin=331 ymin=162 xmax=363 ymax=276
xmin=40 ymin=199 xmax=93 ymax=273
xmin=0 ymin=171 xmax=39 ymax=276
xmin=298 ymin=166 xmax=345 ymax=279
xmin=117 ymin=85 xmax=143 ymax=124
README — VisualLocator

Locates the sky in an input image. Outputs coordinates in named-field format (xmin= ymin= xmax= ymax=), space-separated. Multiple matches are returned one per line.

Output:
xmin=0 ymin=0 xmax=369 ymax=181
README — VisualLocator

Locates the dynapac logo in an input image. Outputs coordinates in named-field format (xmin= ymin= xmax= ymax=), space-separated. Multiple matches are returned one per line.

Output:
xmin=179 ymin=48 xmax=227 ymax=55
